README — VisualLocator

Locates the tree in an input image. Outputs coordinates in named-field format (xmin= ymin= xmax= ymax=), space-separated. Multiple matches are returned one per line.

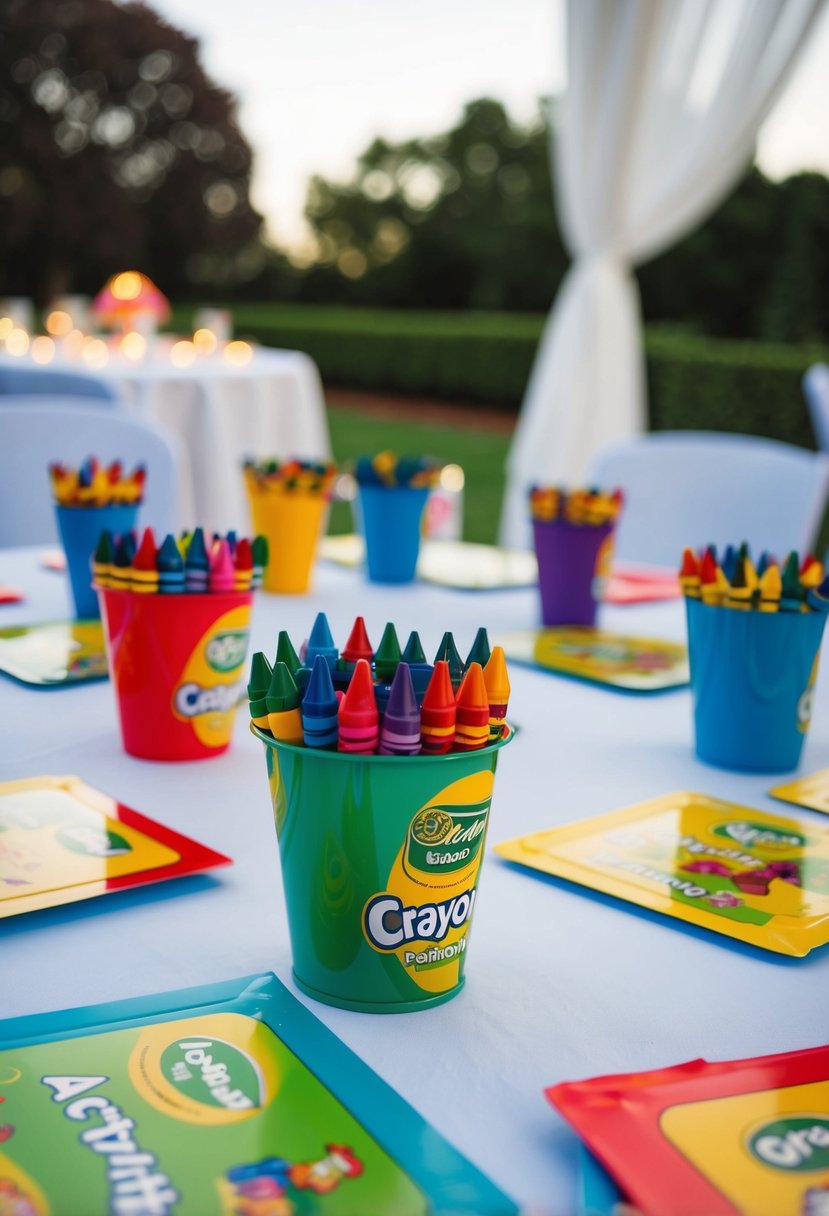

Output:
xmin=0 ymin=0 xmax=263 ymax=302
xmin=297 ymin=98 xmax=567 ymax=311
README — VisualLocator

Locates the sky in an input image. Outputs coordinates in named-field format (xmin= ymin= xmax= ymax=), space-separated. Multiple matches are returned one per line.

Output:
xmin=154 ymin=0 xmax=829 ymax=250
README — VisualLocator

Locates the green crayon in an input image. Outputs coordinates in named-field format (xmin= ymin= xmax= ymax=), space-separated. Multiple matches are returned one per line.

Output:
xmin=465 ymin=627 xmax=491 ymax=669
xmin=434 ymin=631 xmax=464 ymax=691
xmin=275 ymin=630 xmax=302 ymax=677
xmin=780 ymin=551 xmax=806 ymax=613
xmin=247 ymin=651 xmax=273 ymax=732
xmin=374 ymin=622 xmax=402 ymax=683
xmin=266 ymin=661 xmax=304 ymax=744
xmin=401 ymin=631 xmax=427 ymax=667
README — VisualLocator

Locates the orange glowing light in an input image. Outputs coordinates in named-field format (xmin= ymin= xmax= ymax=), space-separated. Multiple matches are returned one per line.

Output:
xmin=31 ymin=336 xmax=55 ymax=364
xmin=223 ymin=340 xmax=252 ymax=366
xmin=0 ymin=318 xmax=13 ymax=341
xmin=120 ymin=332 xmax=147 ymax=361
xmin=45 ymin=310 xmax=73 ymax=337
xmin=193 ymin=327 xmax=218 ymax=355
xmin=111 ymin=271 xmax=142 ymax=301
xmin=6 ymin=328 xmax=30 ymax=356
xmin=170 ymin=340 xmax=196 ymax=367
xmin=82 ymin=337 xmax=109 ymax=367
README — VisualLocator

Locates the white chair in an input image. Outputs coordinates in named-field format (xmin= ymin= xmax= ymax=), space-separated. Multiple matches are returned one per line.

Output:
xmin=803 ymin=363 xmax=829 ymax=453
xmin=586 ymin=431 xmax=829 ymax=566
xmin=0 ymin=365 xmax=118 ymax=401
xmin=0 ymin=404 xmax=183 ymax=547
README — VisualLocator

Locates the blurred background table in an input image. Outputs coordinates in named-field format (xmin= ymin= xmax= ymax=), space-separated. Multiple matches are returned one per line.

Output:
xmin=1 ymin=547 xmax=827 ymax=1213
xmin=0 ymin=344 xmax=331 ymax=534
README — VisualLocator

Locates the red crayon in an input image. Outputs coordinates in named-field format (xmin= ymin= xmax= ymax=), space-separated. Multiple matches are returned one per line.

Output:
xmin=420 ymin=660 xmax=456 ymax=755
xmin=453 ymin=662 xmax=489 ymax=751
xmin=131 ymin=527 xmax=158 ymax=594
xmin=209 ymin=538 xmax=236 ymax=592
xmin=234 ymin=536 xmax=253 ymax=591
xmin=337 ymin=658 xmax=379 ymax=754
xmin=341 ymin=616 xmax=374 ymax=664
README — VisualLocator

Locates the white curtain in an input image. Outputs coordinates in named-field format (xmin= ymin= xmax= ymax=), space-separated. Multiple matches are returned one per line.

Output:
xmin=499 ymin=0 xmax=826 ymax=548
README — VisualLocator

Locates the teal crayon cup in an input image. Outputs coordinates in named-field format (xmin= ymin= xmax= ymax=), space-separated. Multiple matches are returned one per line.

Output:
xmin=55 ymin=503 xmax=139 ymax=619
xmin=359 ymin=485 xmax=429 ymax=584
xmin=686 ymin=597 xmax=826 ymax=773
xmin=253 ymin=726 xmax=513 ymax=1013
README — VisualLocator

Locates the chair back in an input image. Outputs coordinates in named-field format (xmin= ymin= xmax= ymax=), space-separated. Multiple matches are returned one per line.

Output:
xmin=0 ymin=404 xmax=182 ymax=547
xmin=0 ymin=364 xmax=118 ymax=402
xmin=586 ymin=431 xmax=829 ymax=566
xmin=803 ymin=363 xmax=829 ymax=453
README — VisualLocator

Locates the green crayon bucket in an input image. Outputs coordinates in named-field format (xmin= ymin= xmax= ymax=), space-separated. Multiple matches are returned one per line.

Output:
xmin=253 ymin=726 xmax=513 ymax=1013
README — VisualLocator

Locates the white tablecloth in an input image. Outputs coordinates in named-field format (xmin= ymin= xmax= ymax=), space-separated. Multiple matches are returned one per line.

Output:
xmin=1 ymin=550 xmax=827 ymax=1215
xmin=3 ymin=347 xmax=331 ymax=535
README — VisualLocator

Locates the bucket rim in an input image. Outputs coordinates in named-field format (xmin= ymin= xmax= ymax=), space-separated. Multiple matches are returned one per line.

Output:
xmin=251 ymin=721 xmax=514 ymax=763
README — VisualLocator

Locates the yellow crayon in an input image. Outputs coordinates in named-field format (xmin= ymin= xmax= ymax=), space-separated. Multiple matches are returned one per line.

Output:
xmin=726 ymin=555 xmax=753 ymax=610
xmin=758 ymin=564 xmax=782 ymax=612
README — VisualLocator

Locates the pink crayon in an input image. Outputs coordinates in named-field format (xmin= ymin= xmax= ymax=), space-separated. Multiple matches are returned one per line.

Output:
xmin=209 ymin=538 xmax=236 ymax=592
xmin=337 ymin=658 xmax=379 ymax=754
xmin=379 ymin=662 xmax=421 ymax=755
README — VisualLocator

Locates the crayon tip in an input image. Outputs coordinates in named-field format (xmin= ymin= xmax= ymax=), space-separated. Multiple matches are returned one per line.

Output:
xmin=401 ymin=630 xmax=427 ymax=667
xmin=341 ymin=615 xmax=374 ymax=663
xmin=483 ymin=646 xmax=510 ymax=702
xmin=456 ymin=661 xmax=488 ymax=710
xmin=374 ymin=621 xmax=402 ymax=681
xmin=248 ymin=651 xmax=273 ymax=699
xmin=305 ymin=652 xmax=337 ymax=707
xmin=266 ymin=660 xmax=300 ymax=712
xmin=421 ymin=660 xmax=455 ymax=712
xmin=133 ymin=527 xmax=157 ymax=571
xmin=308 ymin=611 xmax=337 ymax=653
xmin=186 ymin=526 xmax=209 ymax=569
xmin=276 ymin=630 xmax=302 ymax=676
xmin=94 ymin=530 xmax=114 ymax=562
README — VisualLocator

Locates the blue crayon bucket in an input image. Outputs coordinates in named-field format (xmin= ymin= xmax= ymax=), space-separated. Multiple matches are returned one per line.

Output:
xmin=55 ymin=503 xmax=139 ymax=620
xmin=359 ymin=485 xmax=429 ymax=584
xmin=686 ymin=597 xmax=826 ymax=773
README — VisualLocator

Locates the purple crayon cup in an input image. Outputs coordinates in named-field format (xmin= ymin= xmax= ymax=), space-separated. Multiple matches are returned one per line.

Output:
xmin=533 ymin=518 xmax=615 ymax=627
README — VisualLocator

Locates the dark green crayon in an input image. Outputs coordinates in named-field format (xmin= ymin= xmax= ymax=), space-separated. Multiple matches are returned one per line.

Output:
xmin=248 ymin=651 xmax=273 ymax=731
xmin=465 ymin=627 xmax=491 ymax=669
xmin=374 ymin=622 xmax=402 ymax=683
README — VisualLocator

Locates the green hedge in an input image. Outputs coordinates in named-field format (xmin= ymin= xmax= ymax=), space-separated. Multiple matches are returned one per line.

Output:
xmin=172 ymin=304 xmax=829 ymax=449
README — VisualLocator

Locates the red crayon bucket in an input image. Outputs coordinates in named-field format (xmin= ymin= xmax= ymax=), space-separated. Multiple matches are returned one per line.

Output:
xmin=98 ymin=587 xmax=253 ymax=760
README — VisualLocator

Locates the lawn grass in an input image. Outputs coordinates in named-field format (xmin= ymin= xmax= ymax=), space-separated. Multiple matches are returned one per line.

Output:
xmin=325 ymin=405 xmax=510 ymax=544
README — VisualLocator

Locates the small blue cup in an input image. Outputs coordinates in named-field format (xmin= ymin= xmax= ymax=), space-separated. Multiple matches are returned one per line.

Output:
xmin=686 ymin=597 xmax=826 ymax=773
xmin=359 ymin=485 xmax=429 ymax=584
xmin=55 ymin=503 xmax=139 ymax=619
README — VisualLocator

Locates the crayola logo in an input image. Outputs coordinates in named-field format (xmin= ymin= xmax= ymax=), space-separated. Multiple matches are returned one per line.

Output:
xmin=129 ymin=1013 xmax=278 ymax=1126
xmin=206 ymin=631 xmax=248 ymax=673
xmin=749 ymin=1117 xmax=829 ymax=1172
xmin=714 ymin=821 xmax=806 ymax=850
xmin=171 ymin=606 xmax=250 ymax=748
xmin=362 ymin=770 xmax=494 ymax=996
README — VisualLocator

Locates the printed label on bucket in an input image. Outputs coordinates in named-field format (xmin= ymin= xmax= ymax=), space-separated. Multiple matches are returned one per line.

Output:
xmin=171 ymin=606 xmax=250 ymax=750
xmin=362 ymin=771 xmax=493 ymax=995
xmin=798 ymin=652 xmax=821 ymax=735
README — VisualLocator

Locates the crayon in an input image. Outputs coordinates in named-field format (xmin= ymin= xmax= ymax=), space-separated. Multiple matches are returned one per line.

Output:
xmin=209 ymin=538 xmax=236 ymax=593
xmin=699 ymin=548 xmax=727 ymax=607
xmin=756 ymin=551 xmax=775 ymax=578
xmin=337 ymin=658 xmax=379 ymax=754
xmin=247 ymin=651 xmax=273 ymax=732
xmin=226 ymin=530 xmax=237 ymax=556
xmin=679 ymin=549 xmax=701 ymax=599
xmin=758 ymin=563 xmax=782 ymax=613
xmin=341 ymin=616 xmax=374 ymax=665
xmin=266 ymin=662 xmax=304 ymax=745
xmin=185 ymin=527 xmax=209 ymax=593
xmin=800 ymin=556 xmax=824 ymax=608
xmin=434 ymin=631 xmax=464 ymax=691
xmin=453 ymin=662 xmax=490 ymax=751
xmin=111 ymin=532 xmax=136 ymax=591
xmin=402 ymin=631 xmax=427 ymax=667
xmin=234 ymin=537 xmax=253 ymax=591
xmin=374 ymin=622 xmax=401 ymax=683
xmin=306 ymin=612 xmax=338 ymax=671
xmin=726 ymin=555 xmax=752 ymax=611
xmin=92 ymin=530 xmax=115 ymax=589
xmin=721 ymin=544 xmax=737 ymax=584
xmin=177 ymin=531 xmax=191 ymax=560
xmin=780 ymin=551 xmax=806 ymax=613
xmin=808 ymin=574 xmax=829 ymax=613
xmin=379 ymin=662 xmax=421 ymax=755
xmin=465 ymin=627 xmax=491 ymax=670
xmin=301 ymin=655 xmax=339 ymax=748
xmin=295 ymin=666 xmax=312 ymax=699
xmin=276 ymin=630 xmax=302 ymax=678
xmin=130 ymin=528 xmax=159 ymax=594
xmin=483 ymin=646 xmax=510 ymax=742
xmin=420 ymin=660 xmax=456 ymax=754
xmin=157 ymin=533 xmax=185 ymax=594
xmin=251 ymin=535 xmax=268 ymax=589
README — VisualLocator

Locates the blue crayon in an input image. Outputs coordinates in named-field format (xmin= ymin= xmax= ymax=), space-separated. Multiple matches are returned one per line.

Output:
xmin=111 ymin=532 xmax=135 ymax=591
xmin=721 ymin=544 xmax=737 ymax=584
xmin=808 ymin=574 xmax=829 ymax=613
xmin=226 ymin=530 xmax=237 ymax=556
xmin=306 ymin=612 xmax=338 ymax=671
xmin=157 ymin=534 xmax=185 ymax=593
xmin=379 ymin=663 xmax=421 ymax=755
xmin=185 ymin=527 xmax=209 ymax=593
xmin=301 ymin=655 xmax=339 ymax=748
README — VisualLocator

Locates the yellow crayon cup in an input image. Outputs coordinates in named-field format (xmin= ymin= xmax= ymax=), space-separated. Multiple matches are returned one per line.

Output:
xmin=99 ymin=587 xmax=253 ymax=760
xmin=246 ymin=489 xmax=327 ymax=595
xmin=253 ymin=726 xmax=513 ymax=1012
